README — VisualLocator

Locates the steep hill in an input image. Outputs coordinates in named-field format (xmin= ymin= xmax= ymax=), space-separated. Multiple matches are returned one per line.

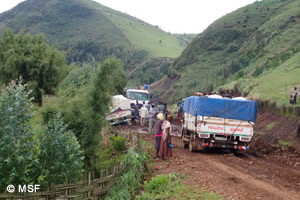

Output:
xmin=0 ymin=0 xmax=187 ymax=70
xmin=153 ymin=0 xmax=299 ymax=105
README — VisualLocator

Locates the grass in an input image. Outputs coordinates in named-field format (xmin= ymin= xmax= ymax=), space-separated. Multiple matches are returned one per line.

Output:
xmin=104 ymin=11 xmax=183 ymax=58
xmin=249 ymin=53 xmax=300 ymax=105
xmin=136 ymin=173 xmax=223 ymax=200
xmin=105 ymin=148 xmax=150 ymax=200
xmin=278 ymin=140 xmax=293 ymax=147
xmin=265 ymin=122 xmax=276 ymax=131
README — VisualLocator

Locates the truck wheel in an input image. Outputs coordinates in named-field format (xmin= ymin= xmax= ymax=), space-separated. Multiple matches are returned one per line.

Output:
xmin=182 ymin=128 xmax=189 ymax=149
xmin=189 ymin=135 xmax=197 ymax=152
xmin=183 ymin=143 xmax=189 ymax=149
xmin=232 ymin=149 xmax=244 ymax=156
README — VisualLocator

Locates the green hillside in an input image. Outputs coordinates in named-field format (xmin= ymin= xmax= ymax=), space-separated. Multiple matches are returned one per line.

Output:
xmin=0 ymin=0 xmax=186 ymax=69
xmin=155 ymin=0 xmax=300 ymax=105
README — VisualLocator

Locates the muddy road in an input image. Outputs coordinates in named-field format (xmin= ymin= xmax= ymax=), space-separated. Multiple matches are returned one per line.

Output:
xmin=117 ymin=124 xmax=300 ymax=200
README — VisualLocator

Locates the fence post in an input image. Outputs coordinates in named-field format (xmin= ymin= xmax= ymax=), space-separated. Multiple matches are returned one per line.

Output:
xmin=88 ymin=172 xmax=91 ymax=198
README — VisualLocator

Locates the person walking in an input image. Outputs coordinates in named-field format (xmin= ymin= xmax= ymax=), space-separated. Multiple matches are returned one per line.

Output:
xmin=154 ymin=113 xmax=164 ymax=159
xmin=148 ymin=104 xmax=157 ymax=134
xmin=139 ymin=104 xmax=148 ymax=126
xmin=159 ymin=115 xmax=173 ymax=160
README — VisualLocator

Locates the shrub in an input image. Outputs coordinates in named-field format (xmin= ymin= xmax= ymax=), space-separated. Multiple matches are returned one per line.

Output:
xmin=110 ymin=136 xmax=127 ymax=152
xmin=145 ymin=175 xmax=169 ymax=194
xmin=105 ymin=148 xmax=149 ymax=200
xmin=39 ymin=113 xmax=84 ymax=188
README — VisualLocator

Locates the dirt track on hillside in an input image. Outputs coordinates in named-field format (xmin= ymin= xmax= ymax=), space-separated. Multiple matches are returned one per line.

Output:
xmin=117 ymin=124 xmax=300 ymax=200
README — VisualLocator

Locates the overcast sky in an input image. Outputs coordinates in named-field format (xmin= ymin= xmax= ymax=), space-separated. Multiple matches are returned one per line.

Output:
xmin=0 ymin=0 xmax=257 ymax=33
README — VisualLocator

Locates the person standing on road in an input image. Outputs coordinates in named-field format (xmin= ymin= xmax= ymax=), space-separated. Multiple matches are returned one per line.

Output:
xmin=293 ymin=87 xmax=298 ymax=104
xmin=159 ymin=115 xmax=173 ymax=160
xmin=139 ymin=103 xmax=149 ymax=126
xmin=146 ymin=101 xmax=151 ymax=111
xmin=148 ymin=104 xmax=157 ymax=134
xmin=158 ymin=101 xmax=165 ymax=113
xmin=164 ymin=103 xmax=168 ymax=121
xmin=155 ymin=113 xmax=164 ymax=159
xmin=144 ymin=82 xmax=149 ymax=90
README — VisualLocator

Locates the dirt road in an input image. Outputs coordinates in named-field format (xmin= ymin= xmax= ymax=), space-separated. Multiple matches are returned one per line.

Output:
xmin=118 ymin=124 xmax=300 ymax=200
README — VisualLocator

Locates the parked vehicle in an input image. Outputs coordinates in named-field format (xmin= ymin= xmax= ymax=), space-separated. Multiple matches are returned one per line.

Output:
xmin=181 ymin=96 xmax=257 ymax=154
xmin=105 ymin=95 xmax=131 ymax=125
xmin=124 ymin=89 xmax=151 ymax=113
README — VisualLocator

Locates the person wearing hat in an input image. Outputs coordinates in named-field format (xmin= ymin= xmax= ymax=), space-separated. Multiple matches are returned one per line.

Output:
xmin=159 ymin=115 xmax=173 ymax=160
xmin=154 ymin=113 xmax=164 ymax=159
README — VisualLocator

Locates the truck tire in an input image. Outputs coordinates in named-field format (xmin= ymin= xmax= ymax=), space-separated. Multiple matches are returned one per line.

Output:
xmin=183 ymin=142 xmax=189 ymax=149
xmin=182 ymin=128 xmax=189 ymax=149
xmin=232 ymin=149 xmax=244 ymax=156
xmin=189 ymin=134 xmax=197 ymax=152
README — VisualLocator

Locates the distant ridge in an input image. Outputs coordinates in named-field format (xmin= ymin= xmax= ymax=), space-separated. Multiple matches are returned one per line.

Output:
xmin=0 ymin=0 xmax=194 ymax=71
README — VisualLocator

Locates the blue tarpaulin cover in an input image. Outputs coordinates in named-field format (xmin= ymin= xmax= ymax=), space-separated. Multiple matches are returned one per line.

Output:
xmin=183 ymin=96 xmax=257 ymax=122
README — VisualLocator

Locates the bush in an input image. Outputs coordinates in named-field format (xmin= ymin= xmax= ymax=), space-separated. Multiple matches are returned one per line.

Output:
xmin=145 ymin=175 xmax=169 ymax=194
xmin=105 ymin=148 xmax=149 ymax=200
xmin=110 ymin=136 xmax=127 ymax=152
xmin=95 ymin=136 xmax=127 ymax=171
xmin=39 ymin=113 xmax=84 ymax=188
xmin=137 ymin=173 xmax=222 ymax=200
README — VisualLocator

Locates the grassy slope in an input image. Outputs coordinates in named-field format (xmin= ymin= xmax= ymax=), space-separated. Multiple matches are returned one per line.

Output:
xmin=0 ymin=0 xmax=185 ymax=66
xmin=225 ymin=53 xmax=300 ymax=105
xmin=0 ymin=0 xmax=128 ymax=46
xmin=221 ymin=0 xmax=300 ymax=105
xmin=91 ymin=3 xmax=184 ymax=58
xmin=155 ymin=0 xmax=299 ymax=104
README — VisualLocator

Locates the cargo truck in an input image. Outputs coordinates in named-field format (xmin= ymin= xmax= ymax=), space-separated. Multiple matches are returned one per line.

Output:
xmin=105 ymin=95 xmax=131 ymax=125
xmin=181 ymin=96 xmax=257 ymax=154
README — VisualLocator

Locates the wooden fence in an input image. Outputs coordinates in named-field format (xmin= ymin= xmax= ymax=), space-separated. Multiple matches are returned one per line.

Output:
xmin=0 ymin=161 xmax=127 ymax=200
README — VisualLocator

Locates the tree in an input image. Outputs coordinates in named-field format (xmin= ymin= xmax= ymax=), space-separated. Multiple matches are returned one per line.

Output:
xmin=39 ymin=113 xmax=84 ymax=187
xmin=0 ymin=79 xmax=39 ymax=191
xmin=82 ymin=58 xmax=127 ymax=165
xmin=0 ymin=30 xmax=68 ymax=105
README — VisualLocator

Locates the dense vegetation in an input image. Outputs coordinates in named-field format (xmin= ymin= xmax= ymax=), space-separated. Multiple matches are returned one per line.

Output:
xmin=0 ymin=80 xmax=83 ymax=190
xmin=0 ymin=29 xmax=128 ymax=190
xmin=40 ymin=58 xmax=127 ymax=169
xmin=154 ymin=0 xmax=299 ymax=105
xmin=0 ymin=30 xmax=68 ymax=105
